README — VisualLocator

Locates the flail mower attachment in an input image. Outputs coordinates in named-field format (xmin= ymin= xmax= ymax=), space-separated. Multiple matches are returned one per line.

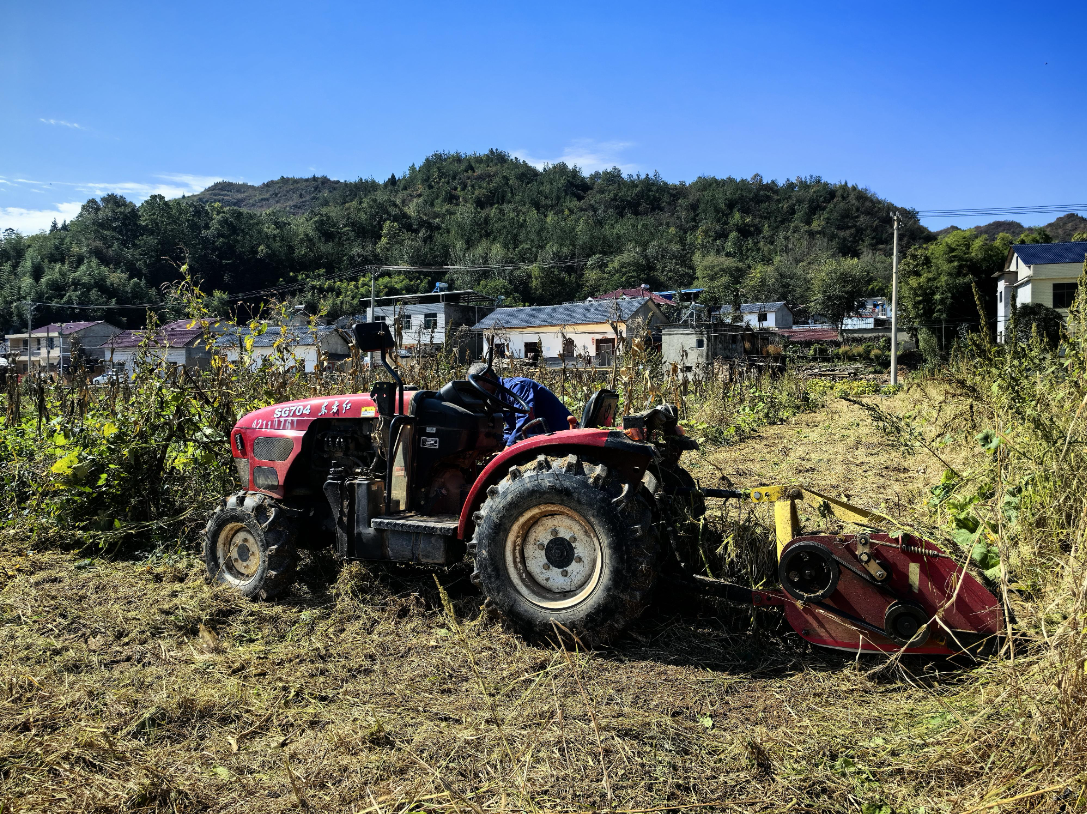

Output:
xmin=695 ymin=485 xmax=1005 ymax=657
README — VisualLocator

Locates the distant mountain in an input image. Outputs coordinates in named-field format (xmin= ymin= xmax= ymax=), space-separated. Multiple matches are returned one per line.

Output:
xmin=937 ymin=212 xmax=1087 ymax=243
xmin=186 ymin=175 xmax=345 ymax=215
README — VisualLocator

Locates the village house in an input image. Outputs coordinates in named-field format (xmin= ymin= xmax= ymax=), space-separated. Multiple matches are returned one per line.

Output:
xmin=368 ymin=289 xmax=495 ymax=359
xmin=4 ymin=320 xmax=122 ymax=374
xmin=214 ymin=324 xmax=351 ymax=372
xmin=738 ymin=301 xmax=794 ymax=329
xmin=841 ymin=297 xmax=890 ymax=330
xmin=588 ymin=285 xmax=675 ymax=307
xmin=101 ymin=320 xmax=215 ymax=371
xmin=471 ymin=297 xmax=666 ymax=366
xmin=996 ymin=241 xmax=1087 ymax=342
xmin=661 ymin=322 xmax=771 ymax=374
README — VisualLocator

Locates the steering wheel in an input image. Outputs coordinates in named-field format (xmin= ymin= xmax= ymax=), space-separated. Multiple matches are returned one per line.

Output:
xmin=467 ymin=370 xmax=531 ymax=414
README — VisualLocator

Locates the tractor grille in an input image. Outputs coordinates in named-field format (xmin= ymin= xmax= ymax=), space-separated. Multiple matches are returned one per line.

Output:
xmin=253 ymin=466 xmax=279 ymax=490
xmin=234 ymin=457 xmax=250 ymax=486
xmin=253 ymin=436 xmax=294 ymax=461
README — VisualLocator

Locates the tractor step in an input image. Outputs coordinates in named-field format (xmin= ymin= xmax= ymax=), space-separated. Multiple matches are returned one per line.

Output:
xmin=370 ymin=513 xmax=460 ymax=537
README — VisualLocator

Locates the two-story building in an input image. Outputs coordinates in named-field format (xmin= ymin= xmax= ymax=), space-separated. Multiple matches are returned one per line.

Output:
xmin=4 ymin=321 xmax=122 ymax=374
xmin=996 ymin=241 xmax=1087 ymax=342
xmin=368 ymin=289 xmax=495 ymax=359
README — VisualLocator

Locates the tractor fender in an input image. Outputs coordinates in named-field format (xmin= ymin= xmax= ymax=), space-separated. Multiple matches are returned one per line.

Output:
xmin=457 ymin=429 xmax=658 ymax=540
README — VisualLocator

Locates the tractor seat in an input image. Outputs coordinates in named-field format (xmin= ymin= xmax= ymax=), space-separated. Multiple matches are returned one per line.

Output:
xmin=581 ymin=388 xmax=619 ymax=429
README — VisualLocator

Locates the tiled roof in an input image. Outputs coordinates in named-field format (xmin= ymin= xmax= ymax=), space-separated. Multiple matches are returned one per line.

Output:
xmin=1013 ymin=242 xmax=1087 ymax=266
xmin=31 ymin=321 xmax=105 ymax=335
xmin=214 ymin=326 xmax=337 ymax=349
xmin=776 ymin=328 xmax=840 ymax=343
xmin=593 ymin=288 xmax=674 ymax=306
xmin=106 ymin=324 xmax=205 ymax=349
xmin=472 ymin=298 xmax=650 ymax=330
xmin=740 ymin=301 xmax=788 ymax=313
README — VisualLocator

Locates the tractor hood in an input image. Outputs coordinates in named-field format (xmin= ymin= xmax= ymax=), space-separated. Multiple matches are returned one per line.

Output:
xmin=236 ymin=394 xmax=379 ymax=432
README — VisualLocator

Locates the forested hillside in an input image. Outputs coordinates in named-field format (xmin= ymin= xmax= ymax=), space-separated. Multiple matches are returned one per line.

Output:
xmin=187 ymin=176 xmax=347 ymax=215
xmin=0 ymin=149 xmax=1043 ymax=334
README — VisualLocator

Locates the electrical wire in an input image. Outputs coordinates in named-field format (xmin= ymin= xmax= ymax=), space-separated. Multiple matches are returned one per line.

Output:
xmin=915 ymin=204 xmax=1087 ymax=219
xmin=228 ymin=258 xmax=589 ymax=300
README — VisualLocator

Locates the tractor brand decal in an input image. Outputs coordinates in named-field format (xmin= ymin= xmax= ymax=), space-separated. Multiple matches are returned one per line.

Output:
xmin=421 ymin=436 xmax=439 ymax=449
xmin=318 ymin=399 xmax=347 ymax=416
xmin=273 ymin=405 xmax=311 ymax=418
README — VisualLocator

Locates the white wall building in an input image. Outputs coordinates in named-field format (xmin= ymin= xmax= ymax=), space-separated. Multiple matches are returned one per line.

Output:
xmin=739 ymin=301 xmax=793 ymax=329
xmin=996 ymin=241 xmax=1087 ymax=342
xmin=4 ymin=320 xmax=121 ymax=373
xmin=368 ymin=290 xmax=494 ymax=358
xmin=215 ymin=325 xmax=351 ymax=372
xmin=472 ymin=298 xmax=666 ymax=366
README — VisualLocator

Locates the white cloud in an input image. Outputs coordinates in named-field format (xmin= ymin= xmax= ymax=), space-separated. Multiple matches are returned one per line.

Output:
xmin=0 ymin=202 xmax=83 ymax=234
xmin=513 ymin=139 xmax=638 ymax=173
xmin=40 ymin=118 xmax=86 ymax=130
xmin=2 ymin=173 xmax=227 ymax=203
xmin=0 ymin=173 xmax=230 ymax=234
xmin=68 ymin=173 xmax=225 ymax=201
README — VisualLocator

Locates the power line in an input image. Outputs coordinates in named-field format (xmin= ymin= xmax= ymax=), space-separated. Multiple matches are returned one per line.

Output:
xmin=229 ymin=258 xmax=590 ymax=301
xmin=915 ymin=204 xmax=1087 ymax=219
xmin=28 ymin=301 xmax=162 ymax=310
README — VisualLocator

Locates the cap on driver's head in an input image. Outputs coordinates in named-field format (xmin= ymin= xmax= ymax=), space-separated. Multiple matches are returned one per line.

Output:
xmin=467 ymin=361 xmax=495 ymax=380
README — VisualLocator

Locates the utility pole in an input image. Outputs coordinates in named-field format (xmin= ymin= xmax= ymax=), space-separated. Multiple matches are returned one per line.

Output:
xmin=23 ymin=301 xmax=34 ymax=376
xmin=890 ymin=212 xmax=899 ymax=386
xmin=369 ymin=269 xmax=378 ymax=371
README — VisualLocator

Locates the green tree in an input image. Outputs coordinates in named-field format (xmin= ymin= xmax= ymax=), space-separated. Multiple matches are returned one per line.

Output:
xmin=1016 ymin=229 xmax=1052 ymax=244
xmin=693 ymin=255 xmax=747 ymax=310
xmin=1012 ymin=302 xmax=1064 ymax=347
xmin=808 ymin=257 xmax=873 ymax=328
xmin=899 ymin=229 xmax=1009 ymax=345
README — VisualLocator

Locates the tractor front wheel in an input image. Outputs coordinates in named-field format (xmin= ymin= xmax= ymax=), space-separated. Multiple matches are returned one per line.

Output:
xmin=204 ymin=492 xmax=298 ymax=599
xmin=470 ymin=455 xmax=659 ymax=644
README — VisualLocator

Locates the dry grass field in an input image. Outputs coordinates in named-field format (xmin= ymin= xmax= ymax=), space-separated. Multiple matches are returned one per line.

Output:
xmin=3 ymin=389 xmax=1059 ymax=814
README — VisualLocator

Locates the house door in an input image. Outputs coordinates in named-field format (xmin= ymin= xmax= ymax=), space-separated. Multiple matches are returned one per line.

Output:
xmin=595 ymin=337 xmax=615 ymax=366
xmin=562 ymin=337 xmax=575 ymax=357
xmin=523 ymin=341 xmax=540 ymax=362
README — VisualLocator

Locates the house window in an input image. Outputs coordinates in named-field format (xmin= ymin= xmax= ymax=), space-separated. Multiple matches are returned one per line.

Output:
xmin=563 ymin=337 xmax=575 ymax=356
xmin=524 ymin=341 xmax=540 ymax=360
xmin=493 ymin=343 xmax=506 ymax=358
xmin=395 ymin=315 xmax=412 ymax=332
xmin=373 ymin=315 xmax=386 ymax=323
xmin=695 ymin=337 xmax=705 ymax=349
xmin=998 ymin=289 xmax=1002 ymax=304
xmin=1054 ymin=283 xmax=1079 ymax=309
xmin=757 ymin=312 xmax=767 ymax=323
xmin=423 ymin=313 xmax=438 ymax=330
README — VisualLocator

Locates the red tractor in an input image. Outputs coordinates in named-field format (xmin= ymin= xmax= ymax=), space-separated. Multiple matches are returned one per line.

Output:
xmin=206 ymin=322 xmax=1005 ymax=654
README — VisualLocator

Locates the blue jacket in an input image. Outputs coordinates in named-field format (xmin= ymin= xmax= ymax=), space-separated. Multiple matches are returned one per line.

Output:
xmin=499 ymin=377 xmax=573 ymax=446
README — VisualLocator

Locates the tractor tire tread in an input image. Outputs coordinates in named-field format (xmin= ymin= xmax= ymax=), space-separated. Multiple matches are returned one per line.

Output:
xmin=469 ymin=455 xmax=659 ymax=645
xmin=204 ymin=491 xmax=298 ymax=600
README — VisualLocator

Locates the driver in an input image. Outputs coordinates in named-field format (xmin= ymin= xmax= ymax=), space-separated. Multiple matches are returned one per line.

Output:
xmin=467 ymin=362 xmax=574 ymax=446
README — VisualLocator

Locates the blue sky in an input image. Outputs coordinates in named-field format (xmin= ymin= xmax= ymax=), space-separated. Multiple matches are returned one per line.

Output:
xmin=2 ymin=0 xmax=1085 ymax=234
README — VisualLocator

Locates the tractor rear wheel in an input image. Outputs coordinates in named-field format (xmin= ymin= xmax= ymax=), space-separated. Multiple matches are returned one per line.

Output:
xmin=204 ymin=492 xmax=298 ymax=599
xmin=469 ymin=455 xmax=659 ymax=644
